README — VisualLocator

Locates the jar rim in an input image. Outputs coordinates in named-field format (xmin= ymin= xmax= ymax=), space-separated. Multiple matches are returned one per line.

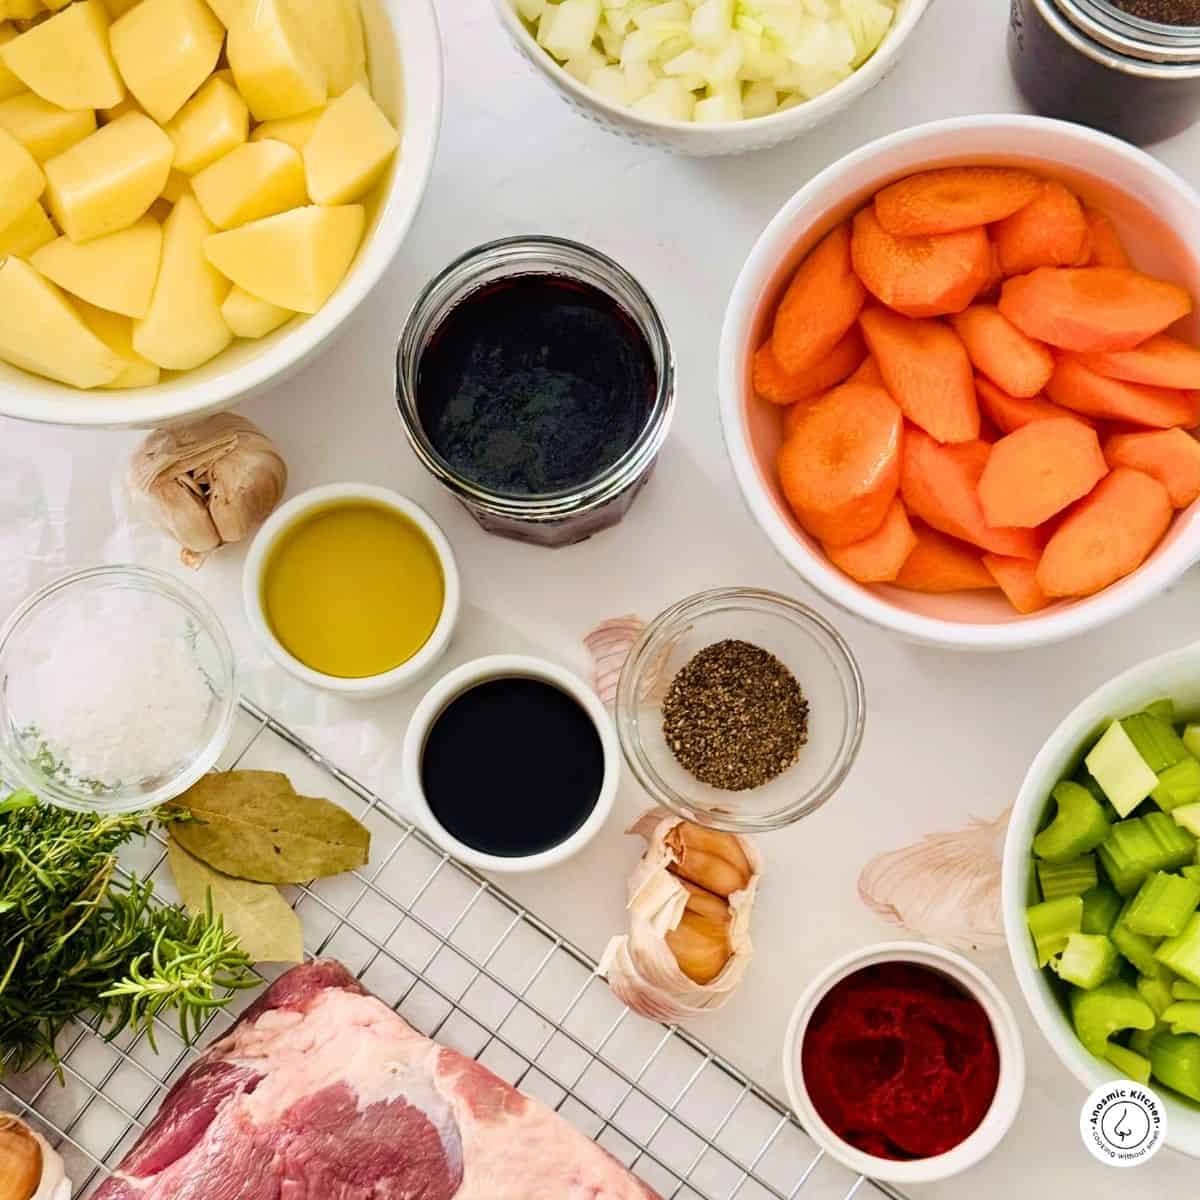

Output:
xmin=1052 ymin=0 xmax=1200 ymax=65
xmin=395 ymin=235 xmax=675 ymax=523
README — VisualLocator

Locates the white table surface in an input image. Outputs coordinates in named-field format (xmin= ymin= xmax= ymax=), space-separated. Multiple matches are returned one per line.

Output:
xmin=6 ymin=0 xmax=1200 ymax=1194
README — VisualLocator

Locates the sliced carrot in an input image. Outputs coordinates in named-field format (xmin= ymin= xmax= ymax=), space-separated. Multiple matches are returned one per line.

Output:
xmin=781 ymin=397 xmax=811 ymax=440
xmin=949 ymin=304 xmax=1055 ymax=398
xmin=1037 ymin=467 xmax=1172 ymax=597
xmin=849 ymin=356 xmax=884 ymax=387
xmin=1084 ymin=208 xmax=1131 ymax=269
xmin=1046 ymin=356 xmax=1199 ymax=428
xmin=983 ymin=554 xmax=1052 ymax=614
xmin=873 ymin=167 xmax=1042 ymax=238
xmin=900 ymin=427 xmax=1042 ymax=558
xmin=851 ymin=207 xmax=992 ymax=319
xmin=824 ymin=498 xmax=917 ymax=583
xmin=975 ymin=375 xmax=1083 ymax=433
xmin=772 ymin=222 xmax=866 ymax=375
xmin=893 ymin=522 xmax=997 ymax=593
xmin=777 ymin=382 xmax=903 ymax=545
xmin=999 ymin=267 xmax=1193 ymax=353
xmin=860 ymin=306 xmax=979 ymax=443
xmin=1104 ymin=428 xmax=1200 ymax=508
xmin=977 ymin=417 xmax=1108 ymax=528
xmin=992 ymin=181 xmax=1090 ymax=275
xmin=976 ymin=242 xmax=1004 ymax=301
xmin=1072 ymin=334 xmax=1200 ymax=391
xmin=754 ymin=326 xmax=866 ymax=406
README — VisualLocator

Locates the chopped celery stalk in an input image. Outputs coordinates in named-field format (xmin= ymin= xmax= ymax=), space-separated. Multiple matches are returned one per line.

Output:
xmin=1173 ymin=980 xmax=1200 ymax=1001
xmin=1105 ymin=1042 xmax=1153 ymax=1084
xmin=1129 ymin=1027 xmax=1159 ymax=1058
xmin=1027 ymin=895 xmax=1083 ymax=966
xmin=1112 ymin=907 xmax=1163 ymax=977
xmin=1052 ymin=933 xmax=1118 ymax=989
xmin=1033 ymin=782 xmax=1111 ymax=863
xmin=1183 ymin=723 xmax=1200 ymax=762
xmin=1074 ymin=768 xmax=1110 ymax=807
xmin=1144 ymin=698 xmax=1176 ymax=723
xmin=1122 ymin=712 xmax=1189 ymax=774
xmin=1081 ymin=883 xmax=1123 ymax=934
xmin=1070 ymin=981 xmax=1156 ymax=1057
xmin=1152 ymin=757 xmax=1200 ymax=813
xmin=1037 ymin=854 xmax=1098 ymax=901
xmin=1156 ymin=914 xmax=1200 ymax=986
xmin=1146 ymin=812 xmax=1197 ymax=867
xmin=1088 ymin=721 xmax=1159 ymax=817
xmin=1137 ymin=972 xmax=1176 ymax=1018
xmin=1173 ymin=803 xmax=1200 ymax=838
xmin=1125 ymin=870 xmax=1200 ymax=938
xmin=1150 ymin=1031 xmax=1200 ymax=1101
xmin=1183 ymin=865 xmax=1200 ymax=885
xmin=1163 ymin=1001 xmax=1200 ymax=1035
xmin=1099 ymin=813 xmax=1197 ymax=895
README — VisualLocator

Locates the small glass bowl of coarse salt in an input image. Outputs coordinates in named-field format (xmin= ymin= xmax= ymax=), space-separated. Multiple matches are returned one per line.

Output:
xmin=0 ymin=565 xmax=237 ymax=813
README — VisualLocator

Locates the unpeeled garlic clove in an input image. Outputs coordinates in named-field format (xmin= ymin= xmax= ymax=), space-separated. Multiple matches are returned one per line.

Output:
xmin=665 ymin=822 xmax=753 ymax=897
xmin=666 ymin=882 xmax=733 ymax=985
xmin=0 ymin=1114 xmax=70 ymax=1200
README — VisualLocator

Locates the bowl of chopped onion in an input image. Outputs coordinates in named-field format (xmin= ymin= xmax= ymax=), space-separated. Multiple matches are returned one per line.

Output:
xmin=494 ymin=0 xmax=935 ymax=156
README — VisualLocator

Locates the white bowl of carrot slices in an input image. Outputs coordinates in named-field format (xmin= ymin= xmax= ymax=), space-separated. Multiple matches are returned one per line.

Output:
xmin=720 ymin=114 xmax=1200 ymax=651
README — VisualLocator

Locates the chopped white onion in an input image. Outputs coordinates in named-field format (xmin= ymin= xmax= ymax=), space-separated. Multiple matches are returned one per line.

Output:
xmin=525 ymin=0 xmax=897 ymax=123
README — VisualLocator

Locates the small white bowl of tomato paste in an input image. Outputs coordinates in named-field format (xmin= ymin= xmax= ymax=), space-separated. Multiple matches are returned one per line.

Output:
xmin=782 ymin=941 xmax=1025 ymax=1184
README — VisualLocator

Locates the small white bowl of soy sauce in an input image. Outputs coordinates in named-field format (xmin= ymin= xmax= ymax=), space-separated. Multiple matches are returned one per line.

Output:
xmin=401 ymin=654 xmax=619 ymax=873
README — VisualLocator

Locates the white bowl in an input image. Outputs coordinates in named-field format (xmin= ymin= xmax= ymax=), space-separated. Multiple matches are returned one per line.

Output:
xmin=401 ymin=654 xmax=619 ymax=873
xmin=1 ymin=0 xmax=443 ymax=429
xmin=243 ymin=483 xmax=460 ymax=698
xmin=720 ymin=114 xmax=1200 ymax=650
xmin=782 ymin=940 xmax=1025 ymax=1185
xmin=1003 ymin=641 xmax=1200 ymax=1157
xmin=492 ymin=0 xmax=934 ymax=157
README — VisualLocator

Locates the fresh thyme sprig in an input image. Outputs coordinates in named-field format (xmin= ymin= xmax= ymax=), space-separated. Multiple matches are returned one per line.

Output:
xmin=0 ymin=791 xmax=254 ymax=1076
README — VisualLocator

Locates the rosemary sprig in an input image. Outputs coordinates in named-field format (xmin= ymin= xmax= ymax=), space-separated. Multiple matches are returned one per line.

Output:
xmin=0 ymin=791 xmax=254 ymax=1076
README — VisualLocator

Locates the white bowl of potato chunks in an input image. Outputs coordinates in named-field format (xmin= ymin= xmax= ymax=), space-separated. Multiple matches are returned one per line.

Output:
xmin=0 ymin=0 xmax=442 ymax=427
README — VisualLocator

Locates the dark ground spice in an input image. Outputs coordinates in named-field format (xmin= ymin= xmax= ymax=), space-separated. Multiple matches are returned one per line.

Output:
xmin=662 ymin=639 xmax=809 ymax=792
xmin=1111 ymin=0 xmax=1200 ymax=25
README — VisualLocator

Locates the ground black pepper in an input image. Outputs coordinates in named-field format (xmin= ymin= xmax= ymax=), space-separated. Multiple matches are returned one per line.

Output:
xmin=1112 ymin=0 xmax=1200 ymax=25
xmin=662 ymin=640 xmax=809 ymax=792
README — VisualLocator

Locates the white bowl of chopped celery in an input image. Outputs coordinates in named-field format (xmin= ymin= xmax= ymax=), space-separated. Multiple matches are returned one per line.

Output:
xmin=1004 ymin=642 xmax=1200 ymax=1156
xmin=494 ymin=0 xmax=935 ymax=156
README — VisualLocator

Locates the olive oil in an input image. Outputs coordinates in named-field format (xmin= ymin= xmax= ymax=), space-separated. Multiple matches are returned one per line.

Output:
xmin=263 ymin=501 xmax=444 ymax=678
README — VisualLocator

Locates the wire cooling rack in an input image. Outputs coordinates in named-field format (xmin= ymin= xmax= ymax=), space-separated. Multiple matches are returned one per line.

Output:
xmin=3 ymin=698 xmax=903 ymax=1200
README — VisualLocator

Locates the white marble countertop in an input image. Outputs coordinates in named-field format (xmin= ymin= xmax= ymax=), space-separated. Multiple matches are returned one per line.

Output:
xmin=6 ymin=0 xmax=1200 ymax=1194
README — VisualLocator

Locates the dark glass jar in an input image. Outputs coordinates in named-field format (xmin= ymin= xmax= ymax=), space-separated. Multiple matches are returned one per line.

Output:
xmin=395 ymin=236 xmax=675 ymax=549
xmin=1009 ymin=0 xmax=1200 ymax=145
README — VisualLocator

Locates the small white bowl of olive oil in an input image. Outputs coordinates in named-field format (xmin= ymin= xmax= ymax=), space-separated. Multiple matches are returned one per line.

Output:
xmin=243 ymin=483 xmax=460 ymax=698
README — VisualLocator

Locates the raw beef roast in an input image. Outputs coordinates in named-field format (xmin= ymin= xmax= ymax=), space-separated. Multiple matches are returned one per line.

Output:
xmin=95 ymin=960 xmax=660 ymax=1199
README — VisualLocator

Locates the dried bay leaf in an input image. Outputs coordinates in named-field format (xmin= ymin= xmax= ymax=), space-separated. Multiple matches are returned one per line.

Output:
xmin=170 ymin=770 xmax=370 ymax=883
xmin=167 ymin=837 xmax=304 ymax=964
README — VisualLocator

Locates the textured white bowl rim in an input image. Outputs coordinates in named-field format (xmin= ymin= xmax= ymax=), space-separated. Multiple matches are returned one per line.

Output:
xmin=2 ymin=0 xmax=444 ymax=428
xmin=401 ymin=653 xmax=619 ymax=874
xmin=782 ymin=940 xmax=1026 ymax=1184
xmin=493 ymin=0 xmax=934 ymax=138
xmin=1002 ymin=640 xmax=1200 ymax=1158
xmin=719 ymin=113 xmax=1200 ymax=651
xmin=242 ymin=483 xmax=460 ymax=697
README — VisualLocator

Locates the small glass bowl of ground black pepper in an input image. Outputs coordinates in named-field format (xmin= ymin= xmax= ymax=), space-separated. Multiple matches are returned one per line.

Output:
xmin=615 ymin=588 xmax=865 ymax=834
xmin=395 ymin=235 xmax=675 ymax=548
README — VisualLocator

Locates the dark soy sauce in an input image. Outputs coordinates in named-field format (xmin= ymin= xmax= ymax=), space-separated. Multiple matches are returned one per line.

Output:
xmin=415 ymin=274 xmax=657 ymax=497
xmin=421 ymin=677 xmax=605 ymax=857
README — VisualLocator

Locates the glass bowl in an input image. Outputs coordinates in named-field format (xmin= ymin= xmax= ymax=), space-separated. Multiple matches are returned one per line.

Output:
xmin=614 ymin=588 xmax=865 ymax=833
xmin=0 ymin=566 xmax=237 ymax=814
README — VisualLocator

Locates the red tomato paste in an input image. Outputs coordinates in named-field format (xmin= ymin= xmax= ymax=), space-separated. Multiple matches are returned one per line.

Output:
xmin=801 ymin=962 xmax=1000 ymax=1160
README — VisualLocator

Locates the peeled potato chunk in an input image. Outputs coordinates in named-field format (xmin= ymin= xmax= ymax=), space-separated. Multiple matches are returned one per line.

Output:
xmin=0 ymin=124 xmax=43 ymax=232
xmin=205 ymin=203 xmax=364 ymax=313
xmin=0 ymin=256 xmax=124 ymax=387
xmin=5 ymin=0 xmax=42 ymax=18
xmin=167 ymin=75 xmax=249 ymax=174
xmin=221 ymin=284 xmax=293 ymax=338
xmin=134 ymin=194 xmax=232 ymax=370
xmin=228 ymin=0 xmax=327 ymax=121
xmin=45 ymin=112 xmax=172 ymax=243
xmin=76 ymin=299 xmax=161 ymax=387
xmin=32 ymin=215 xmax=162 ymax=318
xmin=304 ymin=83 xmax=397 ymax=205
xmin=110 ymin=0 xmax=224 ymax=124
xmin=0 ymin=200 xmax=54 ymax=256
xmin=100 ymin=94 xmax=142 ymax=124
xmin=250 ymin=107 xmax=323 ymax=151
xmin=0 ymin=93 xmax=96 ymax=162
xmin=0 ymin=23 xmax=28 ymax=101
xmin=201 ymin=0 xmax=238 ymax=26
xmin=1 ymin=0 xmax=124 ymax=110
xmin=286 ymin=0 xmax=366 ymax=98
xmin=192 ymin=139 xmax=307 ymax=229
xmin=162 ymin=168 xmax=190 ymax=202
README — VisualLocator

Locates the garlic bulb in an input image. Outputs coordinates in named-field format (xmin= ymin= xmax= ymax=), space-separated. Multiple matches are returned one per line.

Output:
xmin=128 ymin=413 xmax=287 ymax=568
xmin=857 ymin=806 xmax=1011 ymax=952
xmin=599 ymin=809 xmax=761 ymax=1022
xmin=0 ymin=1114 xmax=70 ymax=1200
